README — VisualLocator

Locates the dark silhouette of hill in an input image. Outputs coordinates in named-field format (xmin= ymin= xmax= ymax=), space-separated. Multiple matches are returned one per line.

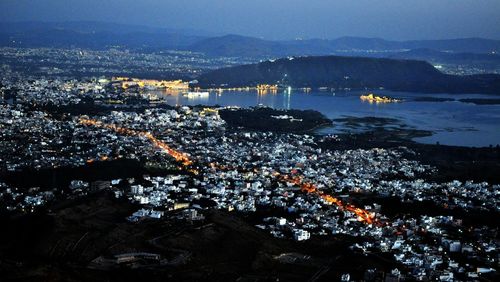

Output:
xmin=190 ymin=35 xmax=500 ymax=57
xmin=196 ymin=56 xmax=500 ymax=94
xmin=0 ymin=21 xmax=209 ymax=49
xmin=0 ymin=21 xmax=212 ymax=36
xmin=2 ymin=22 xmax=499 ymax=56
xmin=387 ymin=48 xmax=500 ymax=64
xmin=189 ymin=34 xmax=285 ymax=57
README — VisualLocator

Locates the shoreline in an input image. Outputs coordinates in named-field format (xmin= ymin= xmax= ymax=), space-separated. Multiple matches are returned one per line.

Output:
xmin=214 ymin=107 xmax=500 ymax=184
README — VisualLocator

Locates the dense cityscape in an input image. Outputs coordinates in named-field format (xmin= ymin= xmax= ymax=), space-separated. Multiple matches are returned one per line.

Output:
xmin=1 ymin=70 xmax=498 ymax=280
xmin=1 ymin=1 xmax=500 ymax=281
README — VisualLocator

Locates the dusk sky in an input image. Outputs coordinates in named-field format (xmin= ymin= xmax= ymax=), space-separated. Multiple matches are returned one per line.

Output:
xmin=1 ymin=0 xmax=500 ymax=40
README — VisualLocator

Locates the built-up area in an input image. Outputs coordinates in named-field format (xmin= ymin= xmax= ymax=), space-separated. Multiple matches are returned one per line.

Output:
xmin=0 ymin=73 xmax=498 ymax=281
xmin=0 ymin=47 xmax=251 ymax=79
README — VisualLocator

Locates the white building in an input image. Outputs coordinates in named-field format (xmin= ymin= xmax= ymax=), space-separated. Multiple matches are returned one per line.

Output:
xmin=293 ymin=229 xmax=310 ymax=241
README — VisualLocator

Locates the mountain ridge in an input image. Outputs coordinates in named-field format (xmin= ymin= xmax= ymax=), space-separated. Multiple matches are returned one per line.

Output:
xmin=196 ymin=55 xmax=500 ymax=94
xmin=190 ymin=34 xmax=500 ymax=57
xmin=1 ymin=21 xmax=499 ymax=55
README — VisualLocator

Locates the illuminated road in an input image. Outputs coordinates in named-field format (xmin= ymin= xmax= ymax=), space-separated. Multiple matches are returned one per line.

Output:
xmin=278 ymin=173 xmax=376 ymax=224
xmin=80 ymin=117 xmax=376 ymax=225
xmin=79 ymin=118 xmax=192 ymax=166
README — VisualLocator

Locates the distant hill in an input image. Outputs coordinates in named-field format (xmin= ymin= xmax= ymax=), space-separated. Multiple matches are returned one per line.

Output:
xmin=0 ymin=21 xmax=209 ymax=49
xmin=190 ymin=35 xmax=500 ymax=57
xmin=189 ymin=34 xmax=285 ymax=57
xmin=196 ymin=55 xmax=500 ymax=94
xmin=2 ymin=22 xmax=499 ymax=57
xmin=398 ymin=38 xmax=500 ymax=54
xmin=0 ymin=21 xmax=213 ymax=36
xmin=387 ymin=48 xmax=500 ymax=64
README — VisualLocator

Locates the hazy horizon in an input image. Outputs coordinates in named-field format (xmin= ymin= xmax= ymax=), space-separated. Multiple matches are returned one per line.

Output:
xmin=2 ymin=19 xmax=500 ymax=42
xmin=1 ymin=0 xmax=500 ymax=41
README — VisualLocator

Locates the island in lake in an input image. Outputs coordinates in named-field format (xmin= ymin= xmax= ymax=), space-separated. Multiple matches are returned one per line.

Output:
xmin=360 ymin=93 xmax=401 ymax=103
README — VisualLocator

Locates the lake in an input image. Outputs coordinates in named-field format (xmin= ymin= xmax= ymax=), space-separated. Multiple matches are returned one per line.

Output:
xmin=149 ymin=89 xmax=500 ymax=147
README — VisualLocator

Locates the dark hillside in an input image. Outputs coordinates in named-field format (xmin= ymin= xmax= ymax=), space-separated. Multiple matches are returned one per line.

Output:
xmin=197 ymin=55 xmax=500 ymax=93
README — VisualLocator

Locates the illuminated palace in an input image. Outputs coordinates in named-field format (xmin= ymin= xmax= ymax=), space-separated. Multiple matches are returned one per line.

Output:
xmin=114 ymin=77 xmax=189 ymax=90
xmin=360 ymin=93 xmax=401 ymax=103
xmin=257 ymin=84 xmax=279 ymax=94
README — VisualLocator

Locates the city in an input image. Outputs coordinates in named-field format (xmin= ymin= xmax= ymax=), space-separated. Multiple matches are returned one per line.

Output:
xmin=1 ymin=73 xmax=498 ymax=280
xmin=1 ymin=1 xmax=500 ymax=281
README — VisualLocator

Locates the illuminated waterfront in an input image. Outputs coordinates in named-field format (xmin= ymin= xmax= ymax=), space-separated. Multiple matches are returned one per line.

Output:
xmin=2 ymin=75 xmax=499 ymax=281
xmin=149 ymin=89 xmax=500 ymax=147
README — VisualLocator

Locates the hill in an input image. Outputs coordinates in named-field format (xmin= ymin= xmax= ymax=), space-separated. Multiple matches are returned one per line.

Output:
xmin=0 ymin=21 xmax=208 ymax=49
xmin=190 ymin=35 xmax=500 ymax=57
xmin=196 ymin=56 xmax=500 ymax=94
xmin=3 ymin=22 xmax=499 ymax=56
xmin=387 ymin=48 xmax=500 ymax=64
xmin=0 ymin=21 xmax=212 ymax=36
xmin=189 ymin=34 xmax=285 ymax=57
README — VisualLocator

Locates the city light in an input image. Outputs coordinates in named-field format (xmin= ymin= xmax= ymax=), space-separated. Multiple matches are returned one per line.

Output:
xmin=79 ymin=118 xmax=193 ymax=167
xmin=278 ymin=173 xmax=376 ymax=225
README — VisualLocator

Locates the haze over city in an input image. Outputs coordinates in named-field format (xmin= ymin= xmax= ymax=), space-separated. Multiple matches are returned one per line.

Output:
xmin=1 ymin=0 xmax=500 ymax=40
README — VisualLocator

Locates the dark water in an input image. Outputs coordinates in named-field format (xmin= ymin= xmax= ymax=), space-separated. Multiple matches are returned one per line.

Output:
xmin=150 ymin=89 xmax=500 ymax=147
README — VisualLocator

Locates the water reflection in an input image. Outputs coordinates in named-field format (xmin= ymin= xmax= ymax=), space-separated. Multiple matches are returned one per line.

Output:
xmin=146 ymin=89 xmax=500 ymax=147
